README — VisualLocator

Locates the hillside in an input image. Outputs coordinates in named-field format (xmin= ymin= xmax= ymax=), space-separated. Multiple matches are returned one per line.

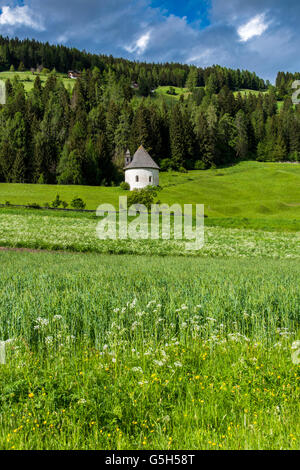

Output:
xmin=1 ymin=162 xmax=299 ymax=231
xmin=0 ymin=36 xmax=298 ymax=190
xmin=0 ymin=71 xmax=75 ymax=93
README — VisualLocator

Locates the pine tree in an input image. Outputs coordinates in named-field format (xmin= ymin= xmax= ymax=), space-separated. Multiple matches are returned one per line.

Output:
xmin=235 ymin=110 xmax=249 ymax=160
xmin=195 ymin=112 xmax=215 ymax=168
xmin=271 ymin=135 xmax=287 ymax=162
xmin=185 ymin=67 xmax=198 ymax=91
xmin=130 ymin=103 xmax=152 ymax=153
xmin=0 ymin=112 xmax=27 ymax=182
xmin=169 ymin=104 xmax=185 ymax=169
xmin=18 ymin=61 xmax=25 ymax=72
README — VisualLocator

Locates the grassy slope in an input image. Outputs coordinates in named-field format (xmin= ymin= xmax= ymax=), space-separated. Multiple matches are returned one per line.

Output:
xmin=0 ymin=162 xmax=299 ymax=230
xmin=0 ymin=71 xmax=75 ymax=93
xmin=138 ymin=85 xmax=283 ymax=110
xmin=154 ymin=86 xmax=193 ymax=103
xmin=233 ymin=89 xmax=268 ymax=97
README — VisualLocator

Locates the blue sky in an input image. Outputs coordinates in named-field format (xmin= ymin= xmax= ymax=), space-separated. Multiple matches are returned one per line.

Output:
xmin=0 ymin=0 xmax=299 ymax=82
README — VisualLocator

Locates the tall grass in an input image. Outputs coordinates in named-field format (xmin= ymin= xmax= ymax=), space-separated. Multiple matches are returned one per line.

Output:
xmin=0 ymin=252 xmax=299 ymax=449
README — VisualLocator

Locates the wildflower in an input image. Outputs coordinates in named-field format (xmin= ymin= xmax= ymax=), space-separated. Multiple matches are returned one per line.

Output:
xmin=131 ymin=367 xmax=143 ymax=373
xmin=53 ymin=315 xmax=63 ymax=321
xmin=77 ymin=398 xmax=87 ymax=405
xmin=154 ymin=360 xmax=165 ymax=367
xmin=28 ymin=393 xmax=34 ymax=398
xmin=45 ymin=336 xmax=53 ymax=345
xmin=174 ymin=361 xmax=182 ymax=368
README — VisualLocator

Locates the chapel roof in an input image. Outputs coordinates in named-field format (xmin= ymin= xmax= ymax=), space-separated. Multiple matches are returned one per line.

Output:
xmin=124 ymin=145 xmax=160 ymax=170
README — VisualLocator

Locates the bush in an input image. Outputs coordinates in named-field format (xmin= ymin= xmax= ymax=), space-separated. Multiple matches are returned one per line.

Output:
xmin=120 ymin=182 xmax=130 ymax=191
xmin=50 ymin=194 xmax=69 ymax=209
xmin=28 ymin=203 xmax=41 ymax=209
xmin=179 ymin=166 xmax=188 ymax=173
xmin=289 ymin=151 xmax=300 ymax=162
xmin=194 ymin=160 xmax=207 ymax=170
xmin=71 ymin=197 xmax=86 ymax=210
xmin=51 ymin=194 xmax=63 ymax=208
xmin=127 ymin=187 xmax=159 ymax=211
xmin=160 ymin=159 xmax=173 ymax=171
xmin=166 ymin=87 xmax=176 ymax=96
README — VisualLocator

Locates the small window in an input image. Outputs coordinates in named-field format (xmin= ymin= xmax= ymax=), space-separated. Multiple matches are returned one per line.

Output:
xmin=149 ymin=176 xmax=152 ymax=183
xmin=136 ymin=175 xmax=139 ymax=182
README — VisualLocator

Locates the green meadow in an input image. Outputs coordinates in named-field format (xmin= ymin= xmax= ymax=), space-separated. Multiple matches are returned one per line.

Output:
xmin=0 ymin=71 xmax=75 ymax=93
xmin=154 ymin=86 xmax=194 ymax=102
xmin=0 ymin=251 xmax=299 ymax=450
xmin=0 ymin=162 xmax=299 ymax=450
xmin=1 ymin=162 xmax=299 ymax=231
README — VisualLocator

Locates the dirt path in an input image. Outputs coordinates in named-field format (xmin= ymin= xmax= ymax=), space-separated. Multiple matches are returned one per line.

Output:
xmin=0 ymin=246 xmax=68 ymax=254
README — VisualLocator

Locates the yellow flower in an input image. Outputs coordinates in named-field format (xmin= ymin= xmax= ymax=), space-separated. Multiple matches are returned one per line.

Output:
xmin=28 ymin=393 xmax=34 ymax=398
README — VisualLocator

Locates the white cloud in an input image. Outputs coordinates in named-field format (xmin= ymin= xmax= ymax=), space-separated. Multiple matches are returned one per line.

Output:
xmin=125 ymin=31 xmax=151 ymax=55
xmin=0 ymin=5 xmax=44 ymax=31
xmin=237 ymin=13 xmax=268 ymax=42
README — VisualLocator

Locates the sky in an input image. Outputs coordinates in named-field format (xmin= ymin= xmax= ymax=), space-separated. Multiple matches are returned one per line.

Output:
xmin=0 ymin=0 xmax=299 ymax=82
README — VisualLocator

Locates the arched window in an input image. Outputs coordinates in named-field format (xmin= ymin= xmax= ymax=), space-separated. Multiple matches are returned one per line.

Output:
xmin=136 ymin=175 xmax=139 ymax=182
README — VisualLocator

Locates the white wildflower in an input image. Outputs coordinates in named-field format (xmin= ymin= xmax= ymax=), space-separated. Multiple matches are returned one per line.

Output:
xmin=131 ymin=366 xmax=143 ymax=373
xmin=174 ymin=361 xmax=182 ymax=368
xmin=53 ymin=315 xmax=63 ymax=321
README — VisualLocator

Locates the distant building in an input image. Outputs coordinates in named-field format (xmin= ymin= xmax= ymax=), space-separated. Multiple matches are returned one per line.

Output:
xmin=124 ymin=146 xmax=160 ymax=190
xmin=68 ymin=70 xmax=81 ymax=79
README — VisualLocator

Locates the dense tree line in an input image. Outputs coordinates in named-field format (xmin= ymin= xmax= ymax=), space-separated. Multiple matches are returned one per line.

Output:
xmin=0 ymin=65 xmax=298 ymax=186
xmin=0 ymin=36 xmax=267 ymax=92
xmin=275 ymin=71 xmax=300 ymax=101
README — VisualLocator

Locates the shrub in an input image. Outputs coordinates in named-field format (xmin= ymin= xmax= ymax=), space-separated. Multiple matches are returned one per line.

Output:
xmin=179 ymin=166 xmax=188 ymax=173
xmin=120 ymin=182 xmax=130 ymax=191
xmin=289 ymin=151 xmax=300 ymax=162
xmin=71 ymin=197 xmax=86 ymax=210
xmin=62 ymin=201 xmax=69 ymax=209
xmin=51 ymin=194 xmax=63 ymax=208
xmin=166 ymin=86 xmax=176 ymax=96
xmin=127 ymin=187 xmax=159 ymax=211
xmin=195 ymin=160 xmax=207 ymax=170
xmin=28 ymin=203 xmax=41 ymax=209
xmin=160 ymin=159 xmax=173 ymax=171
xmin=37 ymin=174 xmax=45 ymax=185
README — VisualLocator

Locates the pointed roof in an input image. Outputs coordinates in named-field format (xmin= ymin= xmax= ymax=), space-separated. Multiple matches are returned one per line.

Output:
xmin=124 ymin=145 xmax=160 ymax=170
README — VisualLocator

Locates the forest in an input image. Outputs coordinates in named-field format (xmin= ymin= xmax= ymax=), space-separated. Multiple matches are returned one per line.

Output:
xmin=0 ymin=36 xmax=299 ymax=186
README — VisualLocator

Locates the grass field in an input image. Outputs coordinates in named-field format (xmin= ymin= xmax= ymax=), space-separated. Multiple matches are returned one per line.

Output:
xmin=154 ymin=86 xmax=194 ymax=103
xmin=233 ymin=89 xmax=268 ymax=97
xmin=0 ymin=208 xmax=299 ymax=257
xmin=1 ymin=162 xmax=299 ymax=231
xmin=149 ymin=86 xmax=280 ymax=109
xmin=0 ymin=158 xmax=299 ymax=450
xmin=0 ymin=251 xmax=299 ymax=450
xmin=0 ymin=71 xmax=75 ymax=93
